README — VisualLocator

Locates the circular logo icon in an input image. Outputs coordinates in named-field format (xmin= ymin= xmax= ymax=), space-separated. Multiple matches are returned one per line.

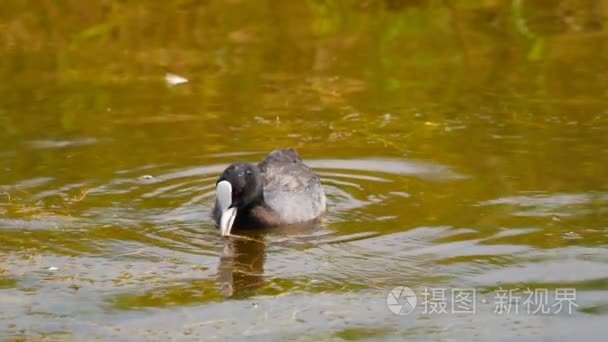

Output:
xmin=386 ymin=286 xmax=417 ymax=315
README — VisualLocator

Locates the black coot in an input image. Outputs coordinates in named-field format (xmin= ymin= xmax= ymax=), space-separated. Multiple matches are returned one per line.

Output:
xmin=212 ymin=148 xmax=326 ymax=236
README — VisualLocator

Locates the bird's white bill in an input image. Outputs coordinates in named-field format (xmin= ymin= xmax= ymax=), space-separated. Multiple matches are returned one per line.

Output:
xmin=220 ymin=207 xmax=237 ymax=236
xmin=216 ymin=180 xmax=236 ymax=236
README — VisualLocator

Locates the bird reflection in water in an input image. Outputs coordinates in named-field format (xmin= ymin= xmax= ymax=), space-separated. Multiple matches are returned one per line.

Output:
xmin=217 ymin=232 xmax=267 ymax=297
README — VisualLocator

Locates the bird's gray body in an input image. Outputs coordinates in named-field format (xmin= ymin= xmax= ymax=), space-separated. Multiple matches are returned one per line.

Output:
xmin=258 ymin=149 xmax=326 ymax=224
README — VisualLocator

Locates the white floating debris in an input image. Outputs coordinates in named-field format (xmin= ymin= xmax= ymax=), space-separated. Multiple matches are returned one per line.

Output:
xmin=30 ymin=138 xmax=98 ymax=149
xmin=48 ymin=267 xmax=59 ymax=271
xmin=139 ymin=175 xmax=154 ymax=181
xmin=165 ymin=73 xmax=188 ymax=86
xmin=564 ymin=231 xmax=581 ymax=240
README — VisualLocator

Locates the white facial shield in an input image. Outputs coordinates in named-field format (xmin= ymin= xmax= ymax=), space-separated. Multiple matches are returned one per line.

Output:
xmin=216 ymin=180 xmax=237 ymax=236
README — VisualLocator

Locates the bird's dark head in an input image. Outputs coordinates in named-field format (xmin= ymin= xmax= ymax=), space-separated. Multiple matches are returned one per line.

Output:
xmin=215 ymin=163 xmax=263 ymax=236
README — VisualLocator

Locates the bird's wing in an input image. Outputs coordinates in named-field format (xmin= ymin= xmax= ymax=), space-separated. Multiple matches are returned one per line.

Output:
xmin=259 ymin=149 xmax=326 ymax=224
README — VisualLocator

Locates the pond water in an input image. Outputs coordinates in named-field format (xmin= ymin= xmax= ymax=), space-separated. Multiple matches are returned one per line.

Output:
xmin=1 ymin=0 xmax=608 ymax=340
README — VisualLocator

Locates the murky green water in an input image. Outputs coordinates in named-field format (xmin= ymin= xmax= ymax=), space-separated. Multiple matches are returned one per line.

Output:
xmin=1 ymin=0 xmax=608 ymax=340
